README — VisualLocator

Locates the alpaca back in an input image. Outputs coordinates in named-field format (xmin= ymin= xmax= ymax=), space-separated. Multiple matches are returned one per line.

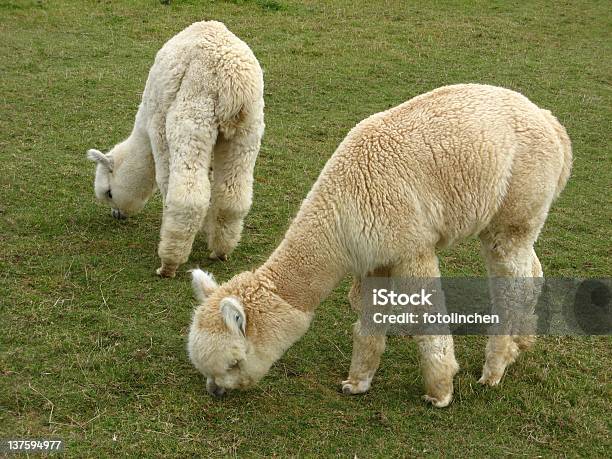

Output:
xmin=139 ymin=21 xmax=263 ymax=138
xmin=297 ymin=84 xmax=570 ymax=270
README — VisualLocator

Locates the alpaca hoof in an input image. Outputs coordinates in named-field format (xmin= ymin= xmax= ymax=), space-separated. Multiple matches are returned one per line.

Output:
xmin=423 ymin=393 xmax=453 ymax=408
xmin=209 ymin=251 xmax=228 ymax=261
xmin=156 ymin=265 xmax=177 ymax=278
xmin=341 ymin=379 xmax=370 ymax=395
xmin=478 ymin=369 xmax=503 ymax=386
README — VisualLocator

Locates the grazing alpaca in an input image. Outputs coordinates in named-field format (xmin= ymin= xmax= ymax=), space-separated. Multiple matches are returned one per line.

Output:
xmin=187 ymin=84 xmax=572 ymax=406
xmin=87 ymin=21 xmax=265 ymax=277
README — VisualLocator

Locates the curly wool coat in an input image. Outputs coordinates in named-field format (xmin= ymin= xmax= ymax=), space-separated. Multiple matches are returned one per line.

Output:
xmin=88 ymin=21 xmax=264 ymax=277
xmin=188 ymin=84 xmax=571 ymax=406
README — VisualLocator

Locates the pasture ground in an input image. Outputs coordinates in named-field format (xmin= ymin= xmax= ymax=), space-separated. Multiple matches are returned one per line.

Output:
xmin=1 ymin=0 xmax=610 ymax=456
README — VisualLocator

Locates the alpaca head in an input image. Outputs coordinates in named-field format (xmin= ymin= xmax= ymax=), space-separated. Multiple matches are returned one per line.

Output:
xmin=188 ymin=269 xmax=312 ymax=397
xmin=87 ymin=143 xmax=155 ymax=219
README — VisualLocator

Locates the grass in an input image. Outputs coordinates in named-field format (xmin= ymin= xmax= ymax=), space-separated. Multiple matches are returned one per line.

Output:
xmin=1 ymin=0 xmax=610 ymax=456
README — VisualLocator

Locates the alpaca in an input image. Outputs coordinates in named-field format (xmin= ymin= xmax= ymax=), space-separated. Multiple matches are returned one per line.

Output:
xmin=87 ymin=21 xmax=265 ymax=278
xmin=187 ymin=84 xmax=572 ymax=406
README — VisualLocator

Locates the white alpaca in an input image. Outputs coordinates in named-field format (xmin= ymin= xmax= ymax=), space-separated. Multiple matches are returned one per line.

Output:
xmin=87 ymin=21 xmax=264 ymax=277
xmin=187 ymin=84 xmax=572 ymax=406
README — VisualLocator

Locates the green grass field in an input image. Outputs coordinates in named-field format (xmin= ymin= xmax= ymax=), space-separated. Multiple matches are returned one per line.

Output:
xmin=1 ymin=0 xmax=610 ymax=456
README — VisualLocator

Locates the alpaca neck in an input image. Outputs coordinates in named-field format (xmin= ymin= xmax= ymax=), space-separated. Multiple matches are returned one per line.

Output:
xmin=113 ymin=129 xmax=155 ymax=195
xmin=118 ymin=126 xmax=151 ymax=164
xmin=257 ymin=199 xmax=347 ymax=312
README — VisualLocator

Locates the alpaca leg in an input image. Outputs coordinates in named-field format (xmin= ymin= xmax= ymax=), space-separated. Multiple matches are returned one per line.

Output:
xmin=156 ymin=101 xmax=217 ymax=277
xmin=342 ymin=277 xmax=387 ymax=395
xmin=206 ymin=119 xmax=263 ymax=260
xmin=414 ymin=335 xmax=458 ymax=407
xmin=479 ymin=233 xmax=544 ymax=385
xmin=149 ymin=128 xmax=170 ymax=201
xmin=157 ymin=160 xmax=213 ymax=277
xmin=396 ymin=254 xmax=458 ymax=407
xmin=144 ymin=105 xmax=174 ymax=202
xmin=478 ymin=335 xmax=519 ymax=386
xmin=513 ymin=249 xmax=542 ymax=351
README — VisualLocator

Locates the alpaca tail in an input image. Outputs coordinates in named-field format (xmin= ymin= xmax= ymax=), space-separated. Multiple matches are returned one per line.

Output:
xmin=542 ymin=109 xmax=573 ymax=200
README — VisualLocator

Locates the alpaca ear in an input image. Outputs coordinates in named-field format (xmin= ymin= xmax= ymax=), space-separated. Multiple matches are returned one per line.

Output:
xmin=190 ymin=269 xmax=218 ymax=302
xmin=87 ymin=149 xmax=113 ymax=171
xmin=220 ymin=297 xmax=246 ymax=336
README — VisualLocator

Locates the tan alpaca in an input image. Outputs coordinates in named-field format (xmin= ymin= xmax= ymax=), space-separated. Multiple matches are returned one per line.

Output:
xmin=188 ymin=84 xmax=572 ymax=406
xmin=87 ymin=21 xmax=264 ymax=277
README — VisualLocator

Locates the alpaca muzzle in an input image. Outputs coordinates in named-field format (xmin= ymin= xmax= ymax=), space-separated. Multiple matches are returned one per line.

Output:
xmin=206 ymin=378 xmax=226 ymax=398
xmin=111 ymin=208 xmax=127 ymax=220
